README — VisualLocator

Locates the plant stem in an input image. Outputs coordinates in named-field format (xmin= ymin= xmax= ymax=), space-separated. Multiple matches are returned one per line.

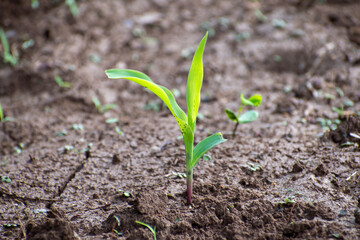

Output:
xmin=232 ymin=122 xmax=239 ymax=138
xmin=186 ymin=168 xmax=193 ymax=205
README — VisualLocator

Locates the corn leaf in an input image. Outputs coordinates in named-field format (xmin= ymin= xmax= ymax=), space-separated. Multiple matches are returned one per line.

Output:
xmin=186 ymin=33 xmax=208 ymax=130
xmin=191 ymin=132 xmax=226 ymax=168
xmin=225 ymin=109 xmax=238 ymax=122
xmin=105 ymin=69 xmax=189 ymax=132
xmin=238 ymin=110 xmax=259 ymax=123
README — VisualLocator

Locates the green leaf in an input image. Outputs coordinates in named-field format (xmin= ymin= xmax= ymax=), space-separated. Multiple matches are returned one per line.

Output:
xmin=238 ymin=110 xmax=259 ymax=123
xmin=105 ymin=69 xmax=189 ymax=133
xmin=186 ymin=33 xmax=208 ymax=130
xmin=101 ymin=103 xmax=117 ymax=113
xmin=135 ymin=221 xmax=157 ymax=240
xmin=92 ymin=97 xmax=101 ymax=110
xmin=240 ymin=94 xmax=262 ymax=107
xmin=0 ymin=29 xmax=18 ymax=66
xmin=225 ymin=109 xmax=238 ymax=122
xmin=106 ymin=118 xmax=118 ymax=124
xmin=0 ymin=103 xmax=4 ymax=122
xmin=191 ymin=132 xmax=226 ymax=168
xmin=248 ymin=94 xmax=262 ymax=106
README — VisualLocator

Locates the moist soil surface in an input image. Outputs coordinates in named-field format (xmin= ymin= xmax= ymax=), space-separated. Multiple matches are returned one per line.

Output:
xmin=1 ymin=0 xmax=360 ymax=239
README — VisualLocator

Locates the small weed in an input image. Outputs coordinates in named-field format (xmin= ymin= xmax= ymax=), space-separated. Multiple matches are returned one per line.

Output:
xmin=65 ymin=0 xmax=78 ymax=17
xmin=55 ymin=130 xmax=68 ymax=137
xmin=112 ymin=215 xmax=123 ymax=236
xmin=0 ymin=29 xmax=18 ymax=66
xmin=92 ymin=97 xmax=117 ymax=114
xmin=279 ymin=196 xmax=295 ymax=204
xmin=0 ymin=103 xmax=15 ymax=123
xmin=235 ymin=31 xmax=251 ymax=42
xmin=272 ymin=19 xmax=286 ymax=29
xmin=13 ymin=142 xmax=24 ymax=154
xmin=200 ymin=21 xmax=216 ymax=37
xmin=22 ymin=39 xmax=35 ymax=49
xmin=248 ymin=162 xmax=261 ymax=172
xmin=143 ymin=100 xmax=162 ymax=112
xmin=316 ymin=117 xmax=340 ymax=131
xmin=136 ymin=221 xmax=157 ymax=240
xmin=3 ymin=223 xmax=18 ymax=228
xmin=106 ymin=118 xmax=119 ymax=124
xmin=89 ymin=53 xmax=101 ymax=63
xmin=71 ymin=123 xmax=83 ymax=131
xmin=225 ymin=94 xmax=262 ymax=138
xmin=254 ymin=9 xmax=267 ymax=23
xmin=118 ymin=189 xmax=131 ymax=197
xmin=55 ymin=75 xmax=72 ymax=88
xmin=115 ymin=126 xmax=124 ymax=136
xmin=1 ymin=176 xmax=11 ymax=183
xmin=31 ymin=0 xmax=39 ymax=9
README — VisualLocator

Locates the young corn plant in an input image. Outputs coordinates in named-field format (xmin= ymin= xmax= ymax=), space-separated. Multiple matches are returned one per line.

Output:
xmin=225 ymin=94 xmax=262 ymax=138
xmin=105 ymin=33 xmax=226 ymax=204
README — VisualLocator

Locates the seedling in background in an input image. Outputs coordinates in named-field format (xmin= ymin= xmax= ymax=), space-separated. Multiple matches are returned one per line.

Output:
xmin=105 ymin=33 xmax=226 ymax=204
xmin=55 ymin=75 xmax=72 ymax=88
xmin=0 ymin=103 xmax=15 ymax=123
xmin=0 ymin=29 xmax=18 ymax=66
xmin=225 ymin=94 xmax=262 ymax=138
xmin=92 ymin=97 xmax=118 ymax=114
xmin=135 ymin=221 xmax=157 ymax=240
xmin=115 ymin=126 xmax=124 ymax=136
xmin=65 ymin=0 xmax=78 ymax=17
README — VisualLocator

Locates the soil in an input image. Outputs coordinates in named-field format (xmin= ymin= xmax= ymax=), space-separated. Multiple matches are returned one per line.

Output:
xmin=1 ymin=0 xmax=360 ymax=239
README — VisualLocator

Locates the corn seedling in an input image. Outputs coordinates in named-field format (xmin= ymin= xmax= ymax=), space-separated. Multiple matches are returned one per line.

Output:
xmin=92 ymin=97 xmax=117 ymax=114
xmin=135 ymin=221 xmax=156 ymax=240
xmin=105 ymin=33 xmax=226 ymax=204
xmin=0 ymin=29 xmax=18 ymax=66
xmin=225 ymin=94 xmax=262 ymax=138
xmin=0 ymin=103 xmax=15 ymax=123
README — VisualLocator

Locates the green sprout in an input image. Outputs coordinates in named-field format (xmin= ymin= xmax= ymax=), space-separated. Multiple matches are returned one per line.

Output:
xmin=225 ymin=94 xmax=262 ymax=138
xmin=54 ymin=75 xmax=72 ymax=88
xmin=65 ymin=0 xmax=78 ymax=17
xmin=135 ymin=221 xmax=157 ymax=240
xmin=31 ymin=0 xmax=39 ymax=9
xmin=105 ymin=33 xmax=226 ymax=204
xmin=0 ymin=103 xmax=15 ymax=123
xmin=0 ymin=29 xmax=18 ymax=66
xmin=92 ymin=97 xmax=118 ymax=114
xmin=254 ymin=9 xmax=267 ymax=23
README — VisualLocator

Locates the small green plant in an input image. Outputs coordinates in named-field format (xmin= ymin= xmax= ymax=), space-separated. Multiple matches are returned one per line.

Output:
xmin=0 ymin=103 xmax=15 ymax=123
xmin=92 ymin=97 xmax=118 ymax=114
xmin=31 ymin=0 xmax=78 ymax=17
xmin=254 ymin=9 xmax=267 ymax=23
xmin=105 ymin=33 xmax=226 ymax=204
xmin=225 ymin=94 xmax=262 ymax=137
xmin=135 ymin=221 xmax=157 ymax=240
xmin=279 ymin=196 xmax=295 ymax=204
xmin=1 ymin=176 xmax=11 ymax=183
xmin=55 ymin=75 xmax=72 ymax=88
xmin=0 ymin=29 xmax=18 ymax=66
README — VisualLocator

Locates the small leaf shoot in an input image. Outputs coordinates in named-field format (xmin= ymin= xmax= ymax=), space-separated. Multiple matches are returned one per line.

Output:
xmin=105 ymin=33 xmax=226 ymax=204
xmin=54 ymin=75 xmax=72 ymax=88
xmin=0 ymin=103 xmax=15 ymax=123
xmin=65 ymin=0 xmax=79 ymax=17
xmin=0 ymin=29 xmax=18 ymax=66
xmin=225 ymin=94 xmax=262 ymax=137
xmin=92 ymin=97 xmax=117 ymax=114
xmin=135 ymin=221 xmax=157 ymax=240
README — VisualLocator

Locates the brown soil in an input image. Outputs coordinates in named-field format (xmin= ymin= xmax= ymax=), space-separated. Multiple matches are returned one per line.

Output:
xmin=1 ymin=0 xmax=360 ymax=239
